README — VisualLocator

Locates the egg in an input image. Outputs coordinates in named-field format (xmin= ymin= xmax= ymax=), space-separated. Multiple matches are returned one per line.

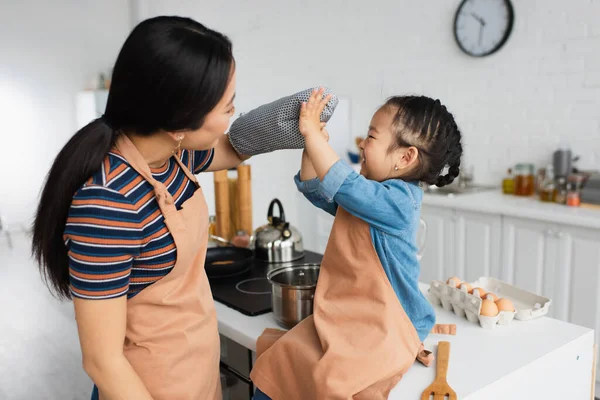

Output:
xmin=480 ymin=299 xmax=499 ymax=317
xmin=496 ymin=298 xmax=515 ymax=312
xmin=472 ymin=287 xmax=487 ymax=298
xmin=483 ymin=292 xmax=499 ymax=302
xmin=446 ymin=277 xmax=462 ymax=288
xmin=459 ymin=283 xmax=473 ymax=293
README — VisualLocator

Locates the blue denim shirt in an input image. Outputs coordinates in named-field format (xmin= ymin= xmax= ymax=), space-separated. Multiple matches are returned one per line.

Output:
xmin=295 ymin=160 xmax=435 ymax=342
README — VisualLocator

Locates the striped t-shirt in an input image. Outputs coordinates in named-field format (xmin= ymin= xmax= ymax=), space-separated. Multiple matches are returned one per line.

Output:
xmin=63 ymin=147 xmax=214 ymax=300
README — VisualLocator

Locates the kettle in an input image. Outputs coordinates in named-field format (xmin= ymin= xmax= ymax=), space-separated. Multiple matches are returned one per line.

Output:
xmin=252 ymin=199 xmax=304 ymax=262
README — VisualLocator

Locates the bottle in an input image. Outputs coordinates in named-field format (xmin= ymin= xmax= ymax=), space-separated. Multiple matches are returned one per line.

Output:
xmin=566 ymin=175 xmax=584 ymax=207
xmin=540 ymin=165 xmax=557 ymax=202
xmin=554 ymin=177 xmax=567 ymax=205
xmin=208 ymin=215 xmax=216 ymax=236
xmin=502 ymin=168 xmax=515 ymax=195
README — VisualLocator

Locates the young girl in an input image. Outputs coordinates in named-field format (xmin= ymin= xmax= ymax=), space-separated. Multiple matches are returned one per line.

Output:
xmin=251 ymin=89 xmax=463 ymax=400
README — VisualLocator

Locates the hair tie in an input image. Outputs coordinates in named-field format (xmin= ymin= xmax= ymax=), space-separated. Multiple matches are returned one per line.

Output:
xmin=100 ymin=114 xmax=115 ymax=130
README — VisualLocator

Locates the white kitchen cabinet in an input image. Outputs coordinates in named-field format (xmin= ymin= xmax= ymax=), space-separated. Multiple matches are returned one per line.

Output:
xmin=455 ymin=210 xmax=503 ymax=283
xmin=419 ymin=205 xmax=457 ymax=283
xmin=420 ymin=207 xmax=502 ymax=285
xmin=560 ymin=224 xmax=600 ymax=372
xmin=501 ymin=217 xmax=559 ymax=297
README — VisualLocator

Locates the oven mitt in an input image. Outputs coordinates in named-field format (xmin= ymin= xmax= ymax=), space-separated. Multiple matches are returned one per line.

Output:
xmin=228 ymin=87 xmax=339 ymax=156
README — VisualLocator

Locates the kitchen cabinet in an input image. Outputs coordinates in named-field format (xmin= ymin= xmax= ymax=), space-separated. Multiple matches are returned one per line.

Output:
xmin=501 ymin=216 xmax=600 ymax=326
xmin=561 ymin=224 xmax=600 ymax=376
xmin=419 ymin=207 xmax=501 ymax=285
xmin=501 ymin=217 xmax=559 ymax=302
xmin=425 ymin=203 xmax=600 ymax=389
xmin=455 ymin=210 xmax=502 ymax=282
xmin=419 ymin=205 xmax=457 ymax=283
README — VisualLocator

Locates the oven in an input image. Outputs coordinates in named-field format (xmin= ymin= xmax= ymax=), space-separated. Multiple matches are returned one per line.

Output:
xmin=220 ymin=334 xmax=257 ymax=400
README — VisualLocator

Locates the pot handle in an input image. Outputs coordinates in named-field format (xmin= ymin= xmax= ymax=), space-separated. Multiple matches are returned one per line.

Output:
xmin=267 ymin=198 xmax=286 ymax=225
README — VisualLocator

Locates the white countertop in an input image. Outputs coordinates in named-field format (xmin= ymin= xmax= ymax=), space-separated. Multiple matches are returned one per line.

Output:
xmin=215 ymin=283 xmax=595 ymax=399
xmin=423 ymin=190 xmax=600 ymax=229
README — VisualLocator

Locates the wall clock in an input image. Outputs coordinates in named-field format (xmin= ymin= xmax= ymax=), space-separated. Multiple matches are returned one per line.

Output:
xmin=454 ymin=0 xmax=514 ymax=57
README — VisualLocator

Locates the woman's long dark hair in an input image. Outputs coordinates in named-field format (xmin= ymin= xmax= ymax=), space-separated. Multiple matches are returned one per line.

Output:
xmin=32 ymin=16 xmax=234 ymax=299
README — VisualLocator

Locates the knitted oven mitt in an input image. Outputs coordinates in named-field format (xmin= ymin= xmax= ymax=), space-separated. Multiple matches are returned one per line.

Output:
xmin=228 ymin=87 xmax=339 ymax=156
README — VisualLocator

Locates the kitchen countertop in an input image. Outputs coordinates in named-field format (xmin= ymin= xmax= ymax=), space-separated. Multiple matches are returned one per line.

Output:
xmin=423 ymin=189 xmax=600 ymax=230
xmin=215 ymin=283 xmax=596 ymax=399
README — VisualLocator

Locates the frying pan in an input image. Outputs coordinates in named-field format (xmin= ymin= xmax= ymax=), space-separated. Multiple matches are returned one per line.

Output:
xmin=205 ymin=235 xmax=254 ymax=279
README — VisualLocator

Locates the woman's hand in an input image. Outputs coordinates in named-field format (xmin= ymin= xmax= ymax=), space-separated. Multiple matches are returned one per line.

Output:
xmin=299 ymin=88 xmax=332 ymax=138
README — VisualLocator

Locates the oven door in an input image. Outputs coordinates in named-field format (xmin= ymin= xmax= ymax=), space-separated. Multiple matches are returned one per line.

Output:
xmin=220 ymin=363 xmax=254 ymax=400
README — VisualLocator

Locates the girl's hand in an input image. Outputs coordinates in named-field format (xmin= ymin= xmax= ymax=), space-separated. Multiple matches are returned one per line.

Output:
xmin=319 ymin=122 xmax=329 ymax=142
xmin=299 ymin=88 xmax=333 ymax=138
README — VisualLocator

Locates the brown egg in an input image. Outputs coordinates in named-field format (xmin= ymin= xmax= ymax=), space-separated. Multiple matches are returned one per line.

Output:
xmin=480 ymin=299 xmax=499 ymax=317
xmin=496 ymin=298 xmax=515 ymax=312
xmin=472 ymin=287 xmax=487 ymax=298
xmin=460 ymin=283 xmax=473 ymax=293
xmin=446 ymin=277 xmax=462 ymax=288
xmin=483 ymin=292 xmax=499 ymax=302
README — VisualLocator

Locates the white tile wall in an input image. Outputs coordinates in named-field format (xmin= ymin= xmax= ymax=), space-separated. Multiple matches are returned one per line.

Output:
xmin=135 ymin=0 xmax=600 ymax=249
xmin=3 ymin=0 xmax=599 ymax=241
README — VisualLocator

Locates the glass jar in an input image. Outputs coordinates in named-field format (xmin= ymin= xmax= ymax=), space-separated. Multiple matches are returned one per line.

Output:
xmin=514 ymin=163 xmax=535 ymax=196
xmin=540 ymin=165 xmax=557 ymax=202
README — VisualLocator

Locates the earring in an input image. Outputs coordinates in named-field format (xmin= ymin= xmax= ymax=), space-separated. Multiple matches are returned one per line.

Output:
xmin=173 ymin=135 xmax=184 ymax=155
xmin=394 ymin=166 xmax=399 ymax=171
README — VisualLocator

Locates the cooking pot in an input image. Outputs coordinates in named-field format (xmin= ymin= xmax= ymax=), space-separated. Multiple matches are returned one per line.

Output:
xmin=252 ymin=199 xmax=304 ymax=263
xmin=267 ymin=264 xmax=319 ymax=329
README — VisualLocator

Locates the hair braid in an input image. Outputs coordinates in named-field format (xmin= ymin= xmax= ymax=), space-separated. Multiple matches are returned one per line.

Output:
xmin=384 ymin=95 xmax=463 ymax=187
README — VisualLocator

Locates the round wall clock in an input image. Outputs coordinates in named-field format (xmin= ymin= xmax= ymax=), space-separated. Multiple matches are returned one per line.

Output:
xmin=454 ymin=0 xmax=515 ymax=57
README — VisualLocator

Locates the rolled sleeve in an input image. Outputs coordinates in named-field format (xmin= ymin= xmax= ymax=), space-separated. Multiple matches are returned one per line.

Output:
xmin=318 ymin=160 xmax=354 ymax=202
xmin=294 ymin=173 xmax=320 ymax=193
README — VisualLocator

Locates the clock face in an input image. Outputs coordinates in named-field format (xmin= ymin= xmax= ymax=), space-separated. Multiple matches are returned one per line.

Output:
xmin=454 ymin=0 xmax=514 ymax=57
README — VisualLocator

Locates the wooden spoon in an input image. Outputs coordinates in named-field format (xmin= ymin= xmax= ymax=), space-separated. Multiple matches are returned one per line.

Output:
xmin=421 ymin=341 xmax=457 ymax=400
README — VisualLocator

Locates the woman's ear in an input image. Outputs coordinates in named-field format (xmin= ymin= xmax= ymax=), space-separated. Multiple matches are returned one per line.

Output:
xmin=166 ymin=131 xmax=185 ymax=142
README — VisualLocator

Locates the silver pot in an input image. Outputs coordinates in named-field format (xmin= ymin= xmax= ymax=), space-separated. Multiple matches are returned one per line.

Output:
xmin=252 ymin=199 xmax=304 ymax=263
xmin=267 ymin=264 xmax=320 ymax=329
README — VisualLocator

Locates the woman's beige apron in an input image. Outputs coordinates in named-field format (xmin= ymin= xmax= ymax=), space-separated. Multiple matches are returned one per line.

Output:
xmin=102 ymin=135 xmax=222 ymax=400
xmin=250 ymin=207 xmax=423 ymax=400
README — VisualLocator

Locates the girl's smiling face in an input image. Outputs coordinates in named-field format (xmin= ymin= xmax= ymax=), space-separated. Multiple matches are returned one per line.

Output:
xmin=359 ymin=106 xmax=421 ymax=182
xmin=359 ymin=108 xmax=399 ymax=181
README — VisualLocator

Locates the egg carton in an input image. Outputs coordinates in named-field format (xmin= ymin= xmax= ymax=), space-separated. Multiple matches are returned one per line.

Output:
xmin=428 ymin=277 xmax=552 ymax=329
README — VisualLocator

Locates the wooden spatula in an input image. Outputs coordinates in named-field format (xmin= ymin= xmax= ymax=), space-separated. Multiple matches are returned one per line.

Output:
xmin=421 ymin=341 xmax=457 ymax=400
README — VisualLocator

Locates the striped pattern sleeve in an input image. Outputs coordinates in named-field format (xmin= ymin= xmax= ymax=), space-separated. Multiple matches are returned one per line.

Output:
xmin=64 ymin=185 xmax=142 ymax=300
xmin=191 ymin=149 xmax=214 ymax=174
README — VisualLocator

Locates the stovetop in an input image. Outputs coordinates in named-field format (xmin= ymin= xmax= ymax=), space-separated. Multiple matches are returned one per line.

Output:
xmin=208 ymin=251 xmax=323 ymax=316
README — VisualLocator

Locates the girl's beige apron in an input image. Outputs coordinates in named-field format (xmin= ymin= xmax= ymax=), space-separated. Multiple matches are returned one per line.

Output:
xmin=101 ymin=135 xmax=221 ymax=400
xmin=250 ymin=207 xmax=423 ymax=400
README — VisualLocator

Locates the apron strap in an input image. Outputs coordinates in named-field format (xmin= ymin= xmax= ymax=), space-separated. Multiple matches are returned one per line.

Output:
xmin=113 ymin=134 xmax=177 ymax=210
xmin=172 ymin=151 xmax=200 ymax=188
xmin=114 ymin=134 xmax=161 ymax=187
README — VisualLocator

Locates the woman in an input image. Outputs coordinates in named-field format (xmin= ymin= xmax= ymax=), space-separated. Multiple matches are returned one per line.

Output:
xmin=32 ymin=16 xmax=295 ymax=400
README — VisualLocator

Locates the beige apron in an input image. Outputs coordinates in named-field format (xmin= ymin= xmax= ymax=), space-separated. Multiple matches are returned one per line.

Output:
xmin=250 ymin=207 xmax=423 ymax=400
xmin=105 ymin=135 xmax=222 ymax=400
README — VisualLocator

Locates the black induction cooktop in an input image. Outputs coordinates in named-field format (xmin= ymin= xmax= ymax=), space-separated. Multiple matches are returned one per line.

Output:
xmin=208 ymin=251 xmax=323 ymax=316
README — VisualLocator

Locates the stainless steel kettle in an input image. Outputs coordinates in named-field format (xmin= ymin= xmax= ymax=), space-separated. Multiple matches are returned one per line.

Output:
xmin=252 ymin=199 xmax=304 ymax=262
